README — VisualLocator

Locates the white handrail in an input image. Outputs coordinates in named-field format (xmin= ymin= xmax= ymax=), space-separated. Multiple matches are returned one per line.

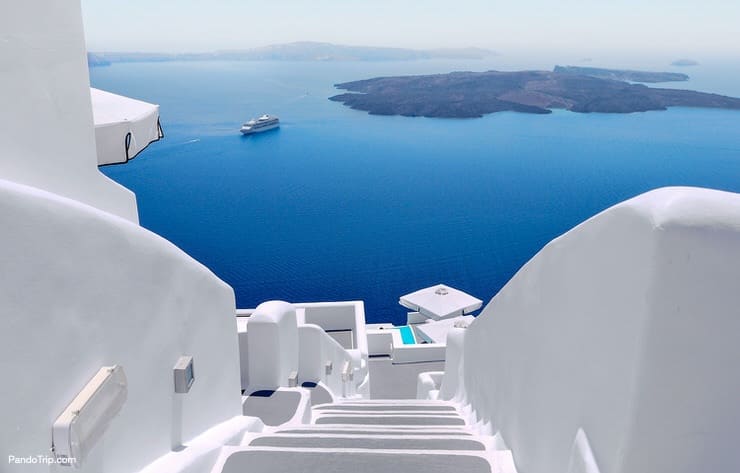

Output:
xmin=298 ymin=324 xmax=355 ymax=398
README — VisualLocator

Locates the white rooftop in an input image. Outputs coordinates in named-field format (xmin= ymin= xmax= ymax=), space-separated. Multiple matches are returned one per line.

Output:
xmin=399 ymin=284 xmax=483 ymax=320
xmin=90 ymin=88 xmax=163 ymax=165
xmin=414 ymin=315 xmax=475 ymax=343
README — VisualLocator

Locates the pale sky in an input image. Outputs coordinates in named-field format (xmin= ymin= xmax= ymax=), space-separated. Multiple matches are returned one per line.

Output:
xmin=82 ymin=0 xmax=740 ymax=57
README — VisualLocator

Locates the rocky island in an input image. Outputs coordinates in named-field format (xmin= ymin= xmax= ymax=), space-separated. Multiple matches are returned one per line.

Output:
xmin=329 ymin=69 xmax=740 ymax=118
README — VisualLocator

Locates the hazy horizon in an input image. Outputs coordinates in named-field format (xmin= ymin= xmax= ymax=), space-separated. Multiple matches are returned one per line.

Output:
xmin=82 ymin=0 xmax=740 ymax=60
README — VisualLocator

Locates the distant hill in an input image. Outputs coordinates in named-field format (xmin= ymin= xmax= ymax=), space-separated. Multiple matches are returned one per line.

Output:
xmin=90 ymin=52 xmax=179 ymax=64
xmin=554 ymin=66 xmax=689 ymax=83
xmin=87 ymin=42 xmax=496 ymax=66
xmin=671 ymin=58 xmax=699 ymax=67
xmin=215 ymin=42 xmax=494 ymax=61
xmin=86 ymin=53 xmax=110 ymax=67
xmin=329 ymin=70 xmax=740 ymax=118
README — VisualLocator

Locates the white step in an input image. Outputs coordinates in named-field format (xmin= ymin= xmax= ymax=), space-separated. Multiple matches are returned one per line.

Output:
xmin=313 ymin=408 xmax=460 ymax=417
xmin=276 ymin=425 xmax=473 ymax=436
xmin=332 ymin=399 xmax=456 ymax=406
xmin=217 ymin=447 xmax=494 ymax=473
xmin=242 ymin=388 xmax=310 ymax=426
xmin=313 ymin=413 xmax=466 ymax=426
xmin=315 ymin=402 xmax=456 ymax=412
xmin=247 ymin=433 xmax=486 ymax=451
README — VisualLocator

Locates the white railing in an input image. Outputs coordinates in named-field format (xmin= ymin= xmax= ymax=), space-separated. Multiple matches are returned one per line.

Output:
xmin=298 ymin=324 xmax=358 ymax=398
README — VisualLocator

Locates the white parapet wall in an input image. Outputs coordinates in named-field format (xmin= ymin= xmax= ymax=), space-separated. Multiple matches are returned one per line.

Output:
xmin=391 ymin=343 xmax=447 ymax=364
xmin=297 ymin=301 xmax=370 ymax=397
xmin=0 ymin=179 xmax=242 ymax=473
xmin=299 ymin=301 xmax=369 ymax=363
xmin=454 ymin=187 xmax=740 ymax=473
xmin=298 ymin=324 xmax=356 ymax=397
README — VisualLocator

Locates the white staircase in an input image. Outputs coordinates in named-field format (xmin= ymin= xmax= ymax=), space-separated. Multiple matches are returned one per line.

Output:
xmin=223 ymin=302 xmax=515 ymax=472
xmin=213 ymin=399 xmax=516 ymax=473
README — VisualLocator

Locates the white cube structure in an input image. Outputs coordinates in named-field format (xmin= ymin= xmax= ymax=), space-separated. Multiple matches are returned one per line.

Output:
xmin=247 ymin=301 xmax=299 ymax=389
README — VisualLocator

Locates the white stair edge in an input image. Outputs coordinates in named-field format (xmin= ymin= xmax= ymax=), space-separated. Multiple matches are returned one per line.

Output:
xmin=210 ymin=445 xmax=498 ymax=473
xmin=313 ymin=409 xmax=460 ymax=416
xmin=247 ymin=432 xmax=488 ymax=441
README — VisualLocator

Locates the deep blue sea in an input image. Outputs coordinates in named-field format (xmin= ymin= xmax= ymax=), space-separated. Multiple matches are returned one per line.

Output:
xmin=90 ymin=58 xmax=740 ymax=325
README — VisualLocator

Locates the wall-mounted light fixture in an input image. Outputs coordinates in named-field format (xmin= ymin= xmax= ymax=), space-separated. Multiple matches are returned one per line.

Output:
xmin=173 ymin=356 xmax=194 ymax=394
xmin=52 ymin=365 xmax=128 ymax=467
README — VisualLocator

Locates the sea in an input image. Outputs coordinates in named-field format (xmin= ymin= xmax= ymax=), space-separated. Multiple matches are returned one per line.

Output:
xmin=90 ymin=57 xmax=740 ymax=325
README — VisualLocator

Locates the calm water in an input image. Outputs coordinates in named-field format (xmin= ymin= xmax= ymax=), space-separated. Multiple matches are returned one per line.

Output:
xmin=91 ymin=59 xmax=740 ymax=324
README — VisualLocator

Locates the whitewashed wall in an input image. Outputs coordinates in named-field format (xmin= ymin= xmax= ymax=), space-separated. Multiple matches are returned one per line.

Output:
xmin=458 ymin=187 xmax=740 ymax=473
xmin=0 ymin=0 xmax=138 ymax=222
xmin=0 ymin=2 xmax=243 ymax=472
xmin=247 ymin=301 xmax=299 ymax=390
xmin=0 ymin=180 xmax=242 ymax=473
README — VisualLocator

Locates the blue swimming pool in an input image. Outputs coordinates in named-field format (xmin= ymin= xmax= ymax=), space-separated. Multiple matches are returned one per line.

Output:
xmin=398 ymin=326 xmax=416 ymax=345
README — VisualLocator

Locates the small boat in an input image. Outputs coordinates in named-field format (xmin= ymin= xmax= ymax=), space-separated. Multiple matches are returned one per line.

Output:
xmin=240 ymin=114 xmax=279 ymax=135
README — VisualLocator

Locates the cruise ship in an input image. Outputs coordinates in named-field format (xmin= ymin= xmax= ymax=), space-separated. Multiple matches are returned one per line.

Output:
xmin=2 ymin=2 xmax=740 ymax=473
xmin=240 ymin=115 xmax=280 ymax=135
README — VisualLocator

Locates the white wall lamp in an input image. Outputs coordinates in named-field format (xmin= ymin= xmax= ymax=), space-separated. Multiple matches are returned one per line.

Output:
xmin=52 ymin=365 xmax=128 ymax=468
xmin=173 ymin=356 xmax=194 ymax=394
xmin=171 ymin=356 xmax=194 ymax=451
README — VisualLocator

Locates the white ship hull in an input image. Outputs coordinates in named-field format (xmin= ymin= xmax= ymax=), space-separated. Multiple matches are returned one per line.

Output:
xmin=240 ymin=122 xmax=279 ymax=135
xmin=240 ymin=115 xmax=280 ymax=135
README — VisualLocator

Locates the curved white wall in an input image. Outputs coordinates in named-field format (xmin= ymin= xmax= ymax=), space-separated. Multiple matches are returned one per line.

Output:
xmin=0 ymin=180 xmax=242 ymax=473
xmin=247 ymin=301 xmax=299 ymax=390
xmin=0 ymin=0 xmax=138 ymax=222
xmin=457 ymin=187 xmax=740 ymax=473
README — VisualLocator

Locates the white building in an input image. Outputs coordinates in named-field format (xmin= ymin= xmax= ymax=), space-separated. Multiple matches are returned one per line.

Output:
xmin=1 ymin=2 xmax=739 ymax=473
